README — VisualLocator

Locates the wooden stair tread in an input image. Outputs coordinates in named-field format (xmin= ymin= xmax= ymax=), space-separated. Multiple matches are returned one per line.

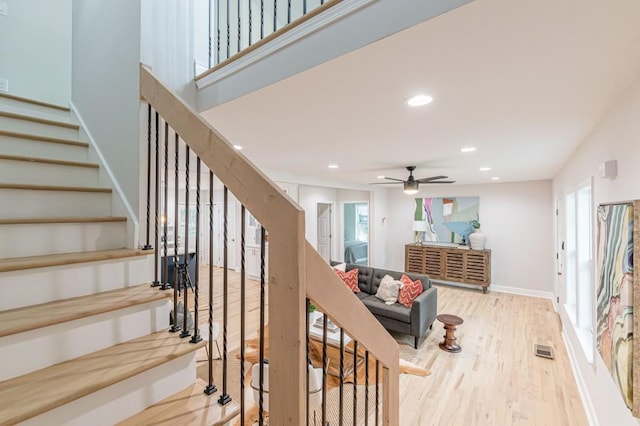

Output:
xmin=0 ymin=248 xmax=154 ymax=273
xmin=0 ymin=153 xmax=98 ymax=168
xmin=0 ymin=284 xmax=170 ymax=337
xmin=118 ymin=379 xmax=241 ymax=426
xmin=0 ymin=331 xmax=205 ymax=425
xmin=0 ymin=92 xmax=70 ymax=111
xmin=0 ymin=216 xmax=126 ymax=225
xmin=0 ymin=110 xmax=79 ymax=129
xmin=0 ymin=130 xmax=88 ymax=147
xmin=0 ymin=183 xmax=111 ymax=193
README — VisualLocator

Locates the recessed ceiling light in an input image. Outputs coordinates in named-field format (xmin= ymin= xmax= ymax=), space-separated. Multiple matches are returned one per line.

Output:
xmin=233 ymin=145 xmax=243 ymax=150
xmin=491 ymin=176 xmax=500 ymax=181
xmin=479 ymin=167 xmax=491 ymax=172
xmin=406 ymin=94 xmax=434 ymax=107
xmin=377 ymin=175 xmax=385 ymax=179
xmin=460 ymin=147 xmax=477 ymax=153
xmin=328 ymin=164 xmax=339 ymax=169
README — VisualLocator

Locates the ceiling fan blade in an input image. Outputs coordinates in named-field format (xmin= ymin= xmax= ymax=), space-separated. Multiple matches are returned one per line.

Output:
xmin=416 ymin=175 xmax=449 ymax=183
xmin=383 ymin=177 xmax=405 ymax=182
xmin=422 ymin=180 xmax=456 ymax=184
xmin=369 ymin=182 xmax=403 ymax=185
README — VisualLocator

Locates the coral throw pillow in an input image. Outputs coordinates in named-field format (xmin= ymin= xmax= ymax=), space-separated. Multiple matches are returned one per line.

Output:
xmin=335 ymin=268 xmax=360 ymax=293
xmin=398 ymin=274 xmax=423 ymax=308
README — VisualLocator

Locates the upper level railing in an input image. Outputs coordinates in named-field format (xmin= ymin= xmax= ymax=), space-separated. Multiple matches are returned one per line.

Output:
xmin=140 ymin=64 xmax=399 ymax=424
xmin=196 ymin=0 xmax=344 ymax=78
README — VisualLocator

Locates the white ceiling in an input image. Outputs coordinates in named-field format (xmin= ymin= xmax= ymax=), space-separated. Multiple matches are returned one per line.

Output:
xmin=201 ymin=0 xmax=640 ymax=189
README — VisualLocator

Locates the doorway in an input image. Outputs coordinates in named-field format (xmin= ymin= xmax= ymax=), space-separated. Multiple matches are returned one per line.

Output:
xmin=343 ymin=202 xmax=369 ymax=266
xmin=317 ymin=203 xmax=333 ymax=262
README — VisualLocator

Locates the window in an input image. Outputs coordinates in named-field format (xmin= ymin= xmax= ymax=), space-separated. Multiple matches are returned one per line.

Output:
xmin=564 ymin=180 xmax=594 ymax=362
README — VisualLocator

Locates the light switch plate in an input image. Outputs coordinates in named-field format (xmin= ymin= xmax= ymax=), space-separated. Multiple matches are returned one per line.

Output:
xmin=0 ymin=79 xmax=8 ymax=93
xmin=0 ymin=2 xmax=8 ymax=16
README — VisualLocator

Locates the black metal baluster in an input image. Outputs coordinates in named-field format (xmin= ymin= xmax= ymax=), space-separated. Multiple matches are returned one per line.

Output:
xmin=339 ymin=328 xmax=344 ymax=424
xmin=190 ymin=158 xmax=202 ymax=344
xmin=237 ymin=0 xmax=241 ymax=53
xmin=218 ymin=186 xmax=232 ymax=405
xmin=321 ymin=313 xmax=328 ymax=426
xmin=208 ymin=0 xmax=213 ymax=68
xmin=258 ymin=226 xmax=266 ymax=425
xmin=240 ymin=205 xmax=246 ymax=424
xmin=204 ymin=171 xmax=217 ymax=395
xmin=152 ymin=111 xmax=160 ymax=286
xmin=170 ymin=133 xmax=181 ymax=333
xmin=303 ymin=0 xmax=307 ymax=14
xmin=143 ymin=104 xmax=152 ymax=250
xmin=216 ymin=0 xmax=221 ymax=65
xmin=287 ymin=0 xmax=291 ymax=24
xmin=260 ymin=0 xmax=264 ymax=39
xmin=248 ymin=0 xmax=252 ymax=46
xmin=375 ymin=359 xmax=380 ymax=426
xmin=365 ymin=350 xmax=369 ymax=426
xmin=161 ymin=122 xmax=170 ymax=290
xmin=306 ymin=298 xmax=311 ymax=426
xmin=180 ymin=147 xmax=192 ymax=339
xmin=226 ymin=0 xmax=230 ymax=59
xmin=353 ymin=340 xmax=358 ymax=426
xmin=273 ymin=0 xmax=277 ymax=32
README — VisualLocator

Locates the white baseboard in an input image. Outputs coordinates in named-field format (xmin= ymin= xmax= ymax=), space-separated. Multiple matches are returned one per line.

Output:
xmin=432 ymin=280 xmax=555 ymax=302
xmin=489 ymin=284 xmax=555 ymax=302
xmin=562 ymin=331 xmax=598 ymax=426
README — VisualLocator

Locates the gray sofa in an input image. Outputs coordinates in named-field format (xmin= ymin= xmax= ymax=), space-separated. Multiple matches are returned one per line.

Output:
xmin=331 ymin=261 xmax=437 ymax=348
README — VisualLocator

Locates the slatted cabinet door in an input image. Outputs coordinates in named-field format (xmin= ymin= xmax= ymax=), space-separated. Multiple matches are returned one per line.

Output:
xmin=404 ymin=244 xmax=491 ymax=293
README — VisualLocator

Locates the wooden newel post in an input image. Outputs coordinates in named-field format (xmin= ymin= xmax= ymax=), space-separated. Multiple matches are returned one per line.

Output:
xmin=268 ymin=210 xmax=307 ymax=425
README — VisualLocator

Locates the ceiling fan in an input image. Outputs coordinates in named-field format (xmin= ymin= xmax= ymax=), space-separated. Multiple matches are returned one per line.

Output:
xmin=370 ymin=166 xmax=455 ymax=194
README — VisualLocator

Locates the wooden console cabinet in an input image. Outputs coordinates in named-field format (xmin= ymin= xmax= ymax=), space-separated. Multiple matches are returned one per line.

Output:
xmin=405 ymin=244 xmax=491 ymax=293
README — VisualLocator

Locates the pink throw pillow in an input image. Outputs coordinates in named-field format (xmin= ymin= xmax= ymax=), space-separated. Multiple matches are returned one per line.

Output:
xmin=335 ymin=268 xmax=360 ymax=293
xmin=398 ymin=274 xmax=423 ymax=307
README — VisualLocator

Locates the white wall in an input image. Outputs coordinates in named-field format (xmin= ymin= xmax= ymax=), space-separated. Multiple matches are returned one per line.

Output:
xmin=72 ymin=0 xmax=142 ymax=218
xmin=553 ymin=74 xmax=640 ymax=426
xmin=141 ymin=0 xmax=198 ymax=108
xmin=299 ymin=185 xmax=338 ymax=259
xmin=0 ymin=0 xmax=71 ymax=105
xmin=385 ymin=180 xmax=554 ymax=294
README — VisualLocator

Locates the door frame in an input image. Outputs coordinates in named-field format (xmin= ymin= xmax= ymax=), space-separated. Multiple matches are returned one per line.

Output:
xmin=316 ymin=202 xmax=334 ymax=262
xmin=340 ymin=200 xmax=370 ymax=265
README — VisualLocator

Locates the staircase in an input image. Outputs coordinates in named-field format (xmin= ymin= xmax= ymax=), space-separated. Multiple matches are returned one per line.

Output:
xmin=0 ymin=93 xmax=213 ymax=425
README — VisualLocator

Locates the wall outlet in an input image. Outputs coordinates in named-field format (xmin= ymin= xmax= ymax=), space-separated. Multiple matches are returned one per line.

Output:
xmin=0 ymin=78 xmax=8 ymax=93
xmin=0 ymin=2 xmax=8 ymax=16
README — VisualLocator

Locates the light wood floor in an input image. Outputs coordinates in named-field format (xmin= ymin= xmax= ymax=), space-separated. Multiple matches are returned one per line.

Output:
xmin=180 ymin=266 xmax=587 ymax=425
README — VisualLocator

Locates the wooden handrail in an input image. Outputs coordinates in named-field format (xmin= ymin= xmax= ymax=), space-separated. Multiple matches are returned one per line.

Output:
xmin=140 ymin=64 xmax=398 ymax=424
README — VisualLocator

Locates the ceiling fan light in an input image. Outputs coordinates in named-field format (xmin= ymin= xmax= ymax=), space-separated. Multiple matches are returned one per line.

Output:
xmin=403 ymin=181 xmax=419 ymax=194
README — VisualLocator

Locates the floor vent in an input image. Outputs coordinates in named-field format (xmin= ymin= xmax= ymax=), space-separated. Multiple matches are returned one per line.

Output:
xmin=534 ymin=344 xmax=554 ymax=359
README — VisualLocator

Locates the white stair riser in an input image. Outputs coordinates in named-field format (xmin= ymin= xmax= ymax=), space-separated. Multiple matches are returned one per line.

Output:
xmin=0 ymin=135 xmax=88 ymax=162
xmin=22 ymin=353 xmax=197 ymax=426
xmin=0 ymin=98 xmax=71 ymax=121
xmin=0 ymin=299 xmax=170 ymax=382
xmin=0 ymin=115 xmax=79 ymax=140
xmin=0 ymin=221 xmax=126 ymax=258
xmin=0 ymin=255 xmax=154 ymax=311
xmin=0 ymin=159 xmax=98 ymax=187
xmin=0 ymin=188 xmax=112 ymax=219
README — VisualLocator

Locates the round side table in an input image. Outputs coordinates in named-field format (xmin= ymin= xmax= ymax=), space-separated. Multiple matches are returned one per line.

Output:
xmin=436 ymin=314 xmax=464 ymax=353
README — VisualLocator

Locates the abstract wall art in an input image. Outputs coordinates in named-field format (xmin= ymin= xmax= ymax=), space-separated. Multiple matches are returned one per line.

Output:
xmin=596 ymin=201 xmax=639 ymax=415
xmin=414 ymin=197 xmax=479 ymax=244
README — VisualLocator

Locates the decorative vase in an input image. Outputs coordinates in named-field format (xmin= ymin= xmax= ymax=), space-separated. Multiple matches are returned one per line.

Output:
xmin=469 ymin=229 xmax=487 ymax=250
